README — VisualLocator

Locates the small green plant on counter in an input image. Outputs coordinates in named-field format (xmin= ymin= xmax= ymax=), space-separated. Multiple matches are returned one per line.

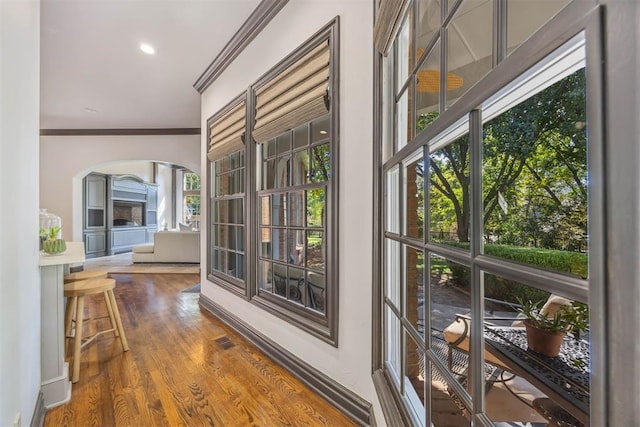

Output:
xmin=42 ymin=226 xmax=66 ymax=254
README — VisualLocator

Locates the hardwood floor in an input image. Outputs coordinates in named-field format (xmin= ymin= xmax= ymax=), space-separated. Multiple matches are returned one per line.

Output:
xmin=45 ymin=274 xmax=356 ymax=426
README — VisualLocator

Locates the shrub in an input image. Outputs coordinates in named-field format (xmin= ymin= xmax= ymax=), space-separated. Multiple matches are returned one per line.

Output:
xmin=444 ymin=243 xmax=587 ymax=305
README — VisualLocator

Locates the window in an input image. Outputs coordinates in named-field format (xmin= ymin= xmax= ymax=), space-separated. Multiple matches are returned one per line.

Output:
xmin=183 ymin=172 xmax=201 ymax=229
xmin=251 ymin=20 xmax=339 ymax=345
xmin=206 ymin=20 xmax=339 ymax=343
xmin=207 ymin=94 xmax=247 ymax=293
xmin=375 ymin=1 xmax=598 ymax=425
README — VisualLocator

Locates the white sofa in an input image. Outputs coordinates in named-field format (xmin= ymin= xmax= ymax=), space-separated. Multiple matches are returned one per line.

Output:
xmin=132 ymin=231 xmax=200 ymax=263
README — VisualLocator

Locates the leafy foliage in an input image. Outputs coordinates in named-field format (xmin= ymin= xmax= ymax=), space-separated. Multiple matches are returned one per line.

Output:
xmin=517 ymin=298 xmax=589 ymax=333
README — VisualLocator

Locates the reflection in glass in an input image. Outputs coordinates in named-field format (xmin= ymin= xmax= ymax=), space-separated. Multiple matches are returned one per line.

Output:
xmin=404 ymin=333 xmax=426 ymax=425
xmin=310 ymin=144 xmax=330 ymax=183
xmin=276 ymin=156 xmax=290 ymax=188
xmin=288 ymin=230 xmax=305 ymax=266
xmin=294 ymin=123 xmax=309 ymax=149
xmin=416 ymin=39 xmax=441 ymax=136
xmin=265 ymin=138 xmax=276 ymax=157
xmin=263 ymin=159 xmax=276 ymax=190
xmin=260 ymin=227 xmax=271 ymax=258
xmin=234 ymin=254 xmax=245 ymax=280
xmin=272 ymin=264 xmax=287 ymax=298
xmin=272 ymin=229 xmax=287 ymax=263
xmin=385 ymin=239 xmax=400 ymax=307
xmin=289 ymin=191 xmax=304 ymax=227
xmin=507 ymin=0 xmax=570 ymax=55
xmin=385 ymin=305 xmax=401 ymax=385
xmin=271 ymin=193 xmax=287 ymax=226
xmin=306 ymin=231 xmax=324 ymax=271
xmin=396 ymin=89 xmax=410 ymax=151
xmin=404 ymin=245 xmax=424 ymax=337
xmin=277 ymin=132 xmax=291 ymax=155
xmin=416 ymin=0 xmax=440 ymax=62
xmin=310 ymin=115 xmax=330 ymax=143
xmin=386 ymin=165 xmax=400 ymax=233
xmin=211 ymin=248 xmax=221 ymax=271
xmin=307 ymin=271 xmax=325 ymax=313
xmin=287 ymin=266 xmax=304 ymax=304
xmin=260 ymin=196 xmax=270 ymax=225
xmin=396 ymin=6 xmax=413 ymax=90
xmin=429 ymin=134 xmax=470 ymax=247
xmin=404 ymin=155 xmax=424 ymax=240
xmin=306 ymin=188 xmax=325 ymax=227
xmin=482 ymin=68 xmax=587 ymax=279
xmin=447 ymin=0 xmax=492 ymax=107
xmin=292 ymin=150 xmax=309 ymax=185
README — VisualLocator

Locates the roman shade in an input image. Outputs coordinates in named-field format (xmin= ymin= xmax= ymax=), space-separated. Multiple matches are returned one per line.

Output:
xmin=208 ymin=99 xmax=246 ymax=161
xmin=253 ymin=41 xmax=330 ymax=144
xmin=374 ymin=0 xmax=409 ymax=56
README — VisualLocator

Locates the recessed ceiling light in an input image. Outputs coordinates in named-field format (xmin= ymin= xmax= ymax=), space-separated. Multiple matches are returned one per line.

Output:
xmin=319 ymin=130 xmax=327 ymax=135
xmin=83 ymin=107 xmax=98 ymax=114
xmin=140 ymin=43 xmax=155 ymax=55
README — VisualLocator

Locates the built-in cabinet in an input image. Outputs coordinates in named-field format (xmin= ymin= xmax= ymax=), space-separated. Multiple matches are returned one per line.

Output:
xmin=83 ymin=173 xmax=158 ymax=257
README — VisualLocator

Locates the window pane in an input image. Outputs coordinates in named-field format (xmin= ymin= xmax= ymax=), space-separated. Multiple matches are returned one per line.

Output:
xmin=263 ymin=158 xmax=276 ymax=190
xmin=306 ymin=230 xmax=324 ymax=271
xmin=404 ymin=154 xmax=424 ymax=240
xmin=234 ymin=254 xmax=245 ymax=280
xmin=385 ymin=238 xmax=401 ymax=308
xmin=416 ymin=0 xmax=440 ymax=62
xmin=416 ymin=39 xmax=441 ymax=135
xmin=292 ymin=149 xmax=309 ymax=185
xmin=273 ymin=228 xmax=287 ymax=263
xmin=307 ymin=271 xmax=325 ymax=313
xmin=396 ymin=6 xmax=413 ymax=90
xmin=288 ymin=229 xmax=305 ymax=266
xmin=404 ymin=334 xmax=426 ymax=426
xmin=212 ymin=248 xmax=221 ymax=271
xmin=482 ymin=272 xmax=589 ymax=425
xmin=385 ymin=305 xmax=401 ymax=385
xmin=294 ymin=124 xmax=309 ymax=149
xmin=396 ymin=89 xmax=410 ymax=151
xmin=507 ymin=0 xmax=570 ymax=55
xmin=276 ymin=156 xmax=290 ymax=188
xmin=272 ymin=193 xmax=287 ymax=226
xmin=385 ymin=165 xmax=400 ymax=233
xmin=482 ymin=68 xmax=587 ymax=279
xmin=430 ymin=364 xmax=470 ymax=426
xmin=260 ymin=227 xmax=271 ymax=259
xmin=447 ymin=0 xmax=492 ymax=108
xmin=229 ymin=198 xmax=243 ymax=224
xmin=277 ymin=132 xmax=291 ymax=155
xmin=405 ymin=245 xmax=424 ymax=338
xmin=289 ymin=191 xmax=304 ymax=227
xmin=272 ymin=264 xmax=287 ymax=298
xmin=211 ymin=224 xmax=220 ymax=247
xmin=287 ymin=267 xmax=304 ymax=304
xmin=260 ymin=196 xmax=270 ymax=225
xmin=310 ymin=144 xmax=330 ymax=183
xmin=259 ymin=260 xmax=272 ymax=291
xmin=430 ymin=254 xmax=470 ymax=394
xmin=265 ymin=138 xmax=277 ymax=157
xmin=429 ymin=134 xmax=471 ymax=248
xmin=310 ymin=115 xmax=330 ymax=143
xmin=306 ymin=188 xmax=325 ymax=227
xmin=211 ymin=200 xmax=219 ymax=223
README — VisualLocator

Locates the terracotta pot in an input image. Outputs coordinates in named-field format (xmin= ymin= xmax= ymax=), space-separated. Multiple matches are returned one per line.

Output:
xmin=524 ymin=320 xmax=566 ymax=357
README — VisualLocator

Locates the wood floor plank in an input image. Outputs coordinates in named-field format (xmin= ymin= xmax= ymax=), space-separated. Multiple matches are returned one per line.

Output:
xmin=45 ymin=273 xmax=355 ymax=426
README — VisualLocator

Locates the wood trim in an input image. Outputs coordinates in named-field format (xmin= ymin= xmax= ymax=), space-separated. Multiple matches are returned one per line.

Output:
xmin=199 ymin=294 xmax=373 ymax=426
xmin=372 ymin=370 xmax=410 ymax=426
xmin=40 ymin=128 xmax=200 ymax=136
xmin=193 ymin=0 xmax=289 ymax=94
xmin=30 ymin=391 xmax=46 ymax=427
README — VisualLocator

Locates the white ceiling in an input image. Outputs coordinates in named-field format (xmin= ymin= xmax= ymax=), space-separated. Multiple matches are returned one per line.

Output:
xmin=40 ymin=0 xmax=261 ymax=130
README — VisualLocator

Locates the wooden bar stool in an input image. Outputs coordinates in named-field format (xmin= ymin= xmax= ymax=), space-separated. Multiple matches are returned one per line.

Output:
xmin=63 ymin=278 xmax=129 ymax=383
xmin=64 ymin=269 xmax=109 ymax=283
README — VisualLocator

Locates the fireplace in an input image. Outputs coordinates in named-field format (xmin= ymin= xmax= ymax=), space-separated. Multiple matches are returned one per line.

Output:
xmin=113 ymin=200 xmax=145 ymax=227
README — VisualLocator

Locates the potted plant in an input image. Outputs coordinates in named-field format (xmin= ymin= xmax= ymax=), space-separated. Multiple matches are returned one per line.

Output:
xmin=517 ymin=298 xmax=589 ymax=357
xmin=42 ymin=226 xmax=66 ymax=255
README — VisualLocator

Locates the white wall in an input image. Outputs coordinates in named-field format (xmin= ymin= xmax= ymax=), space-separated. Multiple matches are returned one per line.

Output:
xmin=93 ymin=160 xmax=154 ymax=182
xmin=39 ymin=134 xmax=200 ymax=241
xmin=200 ymin=0 xmax=381 ymax=421
xmin=0 ymin=1 xmax=42 ymax=425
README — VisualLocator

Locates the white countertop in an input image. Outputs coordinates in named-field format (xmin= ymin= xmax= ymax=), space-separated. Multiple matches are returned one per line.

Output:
xmin=39 ymin=241 xmax=85 ymax=267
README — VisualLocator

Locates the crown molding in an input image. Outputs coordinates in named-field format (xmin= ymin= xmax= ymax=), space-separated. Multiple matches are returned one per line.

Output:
xmin=40 ymin=128 xmax=201 ymax=136
xmin=193 ymin=0 xmax=289 ymax=94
